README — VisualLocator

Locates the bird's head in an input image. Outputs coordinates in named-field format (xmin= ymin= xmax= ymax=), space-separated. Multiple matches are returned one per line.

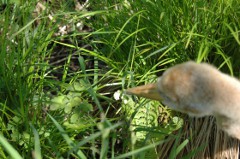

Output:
xmin=126 ymin=61 xmax=215 ymax=117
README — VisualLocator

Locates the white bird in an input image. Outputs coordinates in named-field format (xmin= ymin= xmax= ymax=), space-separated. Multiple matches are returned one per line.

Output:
xmin=126 ymin=61 xmax=240 ymax=140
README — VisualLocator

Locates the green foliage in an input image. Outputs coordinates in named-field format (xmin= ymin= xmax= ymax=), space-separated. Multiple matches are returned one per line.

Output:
xmin=122 ymin=88 xmax=183 ymax=158
xmin=49 ymin=80 xmax=94 ymax=131
xmin=0 ymin=0 xmax=239 ymax=158
xmin=89 ymin=0 xmax=240 ymax=74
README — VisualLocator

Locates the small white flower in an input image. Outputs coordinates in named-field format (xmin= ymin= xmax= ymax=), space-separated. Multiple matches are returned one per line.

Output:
xmin=113 ymin=90 xmax=121 ymax=100
xmin=123 ymin=99 xmax=128 ymax=104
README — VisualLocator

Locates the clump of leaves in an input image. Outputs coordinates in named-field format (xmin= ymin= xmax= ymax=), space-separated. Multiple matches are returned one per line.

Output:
xmin=49 ymin=80 xmax=94 ymax=131
xmin=117 ymin=75 xmax=184 ymax=159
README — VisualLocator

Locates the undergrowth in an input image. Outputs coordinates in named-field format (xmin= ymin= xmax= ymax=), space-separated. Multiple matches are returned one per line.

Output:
xmin=0 ymin=0 xmax=239 ymax=158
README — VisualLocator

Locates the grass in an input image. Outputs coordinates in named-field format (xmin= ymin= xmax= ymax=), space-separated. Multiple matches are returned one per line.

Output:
xmin=0 ymin=0 xmax=239 ymax=158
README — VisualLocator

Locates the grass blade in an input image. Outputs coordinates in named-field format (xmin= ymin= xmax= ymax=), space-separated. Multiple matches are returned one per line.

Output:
xmin=30 ymin=124 xmax=42 ymax=159
xmin=0 ymin=134 xmax=23 ymax=159
xmin=48 ymin=113 xmax=87 ymax=159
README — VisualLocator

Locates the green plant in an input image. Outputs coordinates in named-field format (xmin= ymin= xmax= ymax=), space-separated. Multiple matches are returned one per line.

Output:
xmin=0 ymin=0 xmax=239 ymax=158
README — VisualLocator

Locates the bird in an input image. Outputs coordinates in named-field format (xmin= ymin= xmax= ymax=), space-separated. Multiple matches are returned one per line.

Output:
xmin=126 ymin=61 xmax=240 ymax=140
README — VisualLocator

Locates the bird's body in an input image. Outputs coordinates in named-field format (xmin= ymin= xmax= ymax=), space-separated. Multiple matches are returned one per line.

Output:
xmin=126 ymin=61 xmax=240 ymax=140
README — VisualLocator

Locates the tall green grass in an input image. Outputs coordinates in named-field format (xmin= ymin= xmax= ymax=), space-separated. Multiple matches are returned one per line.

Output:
xmin=0 ymin=0 xmax=239 ymax=158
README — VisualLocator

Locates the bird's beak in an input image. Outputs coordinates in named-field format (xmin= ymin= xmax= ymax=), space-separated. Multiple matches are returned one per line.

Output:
xmin=125 ymin=83 xmax=162 ymax=101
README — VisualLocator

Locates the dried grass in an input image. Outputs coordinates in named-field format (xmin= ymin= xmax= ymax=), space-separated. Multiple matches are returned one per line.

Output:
xmin=158 ymin=117 xmax=239 ymax=159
